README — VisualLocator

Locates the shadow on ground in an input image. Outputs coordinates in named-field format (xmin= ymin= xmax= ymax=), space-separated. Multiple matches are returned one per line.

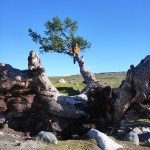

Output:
xmin=57 ymin=87 xmax=80 ymax=96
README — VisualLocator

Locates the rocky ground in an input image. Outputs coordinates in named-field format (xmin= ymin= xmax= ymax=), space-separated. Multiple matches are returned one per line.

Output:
xmin=0 ymin=125 xmax=150 ymax=150
xmin=0 ymin=126 xmax=48 ymax=150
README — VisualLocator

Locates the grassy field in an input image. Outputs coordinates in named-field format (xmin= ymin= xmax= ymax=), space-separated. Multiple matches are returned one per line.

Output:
xmin=49 ymin=72 xmax=126 ymax=95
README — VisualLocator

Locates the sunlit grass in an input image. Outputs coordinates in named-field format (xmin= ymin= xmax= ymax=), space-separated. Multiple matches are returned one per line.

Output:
xmin=49 ymin=72 xmax=126 ymax=95
xmin=53 ymin=82 xmax=85 ymax=96
xmin=45 ymin=139 xmax=98 ymax=150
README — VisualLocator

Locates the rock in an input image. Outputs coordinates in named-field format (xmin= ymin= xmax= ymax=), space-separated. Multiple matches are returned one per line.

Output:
xmin=114 ymin=129 xmax=125 ymax=139
xmin=36 ymin=131 xmax=58 ymax=144
xmin=57 ymin=79 xmax=66 ymax=83
xmin=141 ymin=127 xmax=150 ymax=133
xmin=139 ymin=132 xmax=150 ymax=142
xmin=145 ymin=138 xmax=150 ymax=147
xmin=133 ymin=127 xmax=143 ymax=135
xmin=87 ymin=129 xmax=123 ymax=150
xmin=12 ymin=140 xmax=21 ymax=146
xmin=0 ymin=115 xmax=5 ymax=124
xmin=124 ymin=131 xmax=139 ymax=145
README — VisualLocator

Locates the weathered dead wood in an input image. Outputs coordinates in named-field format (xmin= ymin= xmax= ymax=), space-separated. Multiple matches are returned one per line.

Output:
xmin=0 ymin=51 xmax=150 ymax=138
xmin=114 ymin=56 xmax=150 ymax=123
xmin=0 ymin=51 xmax=91 ymax=137
xmin=75 ymin=54 xmax=96 ymax=85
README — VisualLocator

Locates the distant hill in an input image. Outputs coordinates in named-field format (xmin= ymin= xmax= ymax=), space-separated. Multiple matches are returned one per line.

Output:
xmin=94 ymin=71 xmax=126 ymax=75
xmin=49 ymin=72 xmax=126 ymax=95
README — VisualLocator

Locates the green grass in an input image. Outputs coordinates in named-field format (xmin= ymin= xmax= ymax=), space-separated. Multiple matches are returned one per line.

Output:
xmin=44 ymin=138 xmax=150 ymax=150
xmin=49 ymin=72 xmax=126 ymax=95
xmin=129 ymin=119 xmax=150 ymax=123
xmin=46 ymin=139 xmax=98 ymax=150
xmin=53 ymin=83 xmax=85 ymax=96
xmin=137 ymin=119 xmax=150 ymax=122
xmin=49 ymin=74 xmax=85 ymax=85
xmin=49 ymin=75 xmax=86 ymax=96
xmin=95 ymin=72 xmax=126 ymax=88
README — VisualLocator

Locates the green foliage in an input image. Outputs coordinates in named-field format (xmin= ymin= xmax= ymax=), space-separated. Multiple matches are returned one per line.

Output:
xmin=28 ymin=17 xmax=91 ymax=54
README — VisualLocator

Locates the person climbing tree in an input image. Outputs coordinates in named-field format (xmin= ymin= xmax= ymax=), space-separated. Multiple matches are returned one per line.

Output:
xmin=72 ymin=43 xmax=80 ymax=64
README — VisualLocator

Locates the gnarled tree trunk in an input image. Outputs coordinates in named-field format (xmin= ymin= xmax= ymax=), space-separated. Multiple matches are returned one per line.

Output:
xmin=75 ymin=54 xmax=96 ymax=85
xmin=113 ymin=56 xmax=150 ymax=124
xmin=0 ymin=51 xmax=149 ymax=139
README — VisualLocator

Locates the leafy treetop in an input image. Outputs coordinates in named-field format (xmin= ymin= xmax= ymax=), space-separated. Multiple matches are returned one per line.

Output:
xmin=28 ymin=17 xmax=91 ymax=54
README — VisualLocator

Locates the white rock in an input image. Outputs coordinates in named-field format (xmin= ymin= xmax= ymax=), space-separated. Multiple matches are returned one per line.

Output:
xmin=36 ymin=131 xmax=58 ymax=144
xmin=87 ymin=129 xmax=123 ymax=150
xmin=124 ymin=131 xmax=139 ymax=145
xmin=133 ymin=127 xmax=143 ymax=134
xmin=141 ymin=127 xmax=150 ymax=133
xmin=57 ymin=79 xmax=66 ymax=83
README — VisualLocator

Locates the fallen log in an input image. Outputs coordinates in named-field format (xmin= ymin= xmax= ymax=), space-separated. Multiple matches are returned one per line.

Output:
xmin=0 ymin=51 xmax=150 ymax=139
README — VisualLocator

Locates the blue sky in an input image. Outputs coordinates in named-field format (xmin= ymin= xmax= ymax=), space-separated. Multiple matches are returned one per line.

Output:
xmin=0 ymin=0 xmax=150 ymax=76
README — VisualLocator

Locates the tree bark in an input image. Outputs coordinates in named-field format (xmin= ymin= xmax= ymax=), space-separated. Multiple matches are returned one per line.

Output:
xmin=113 ymin=56 xmax=150 ymax=123
xmin=0 ymin=51 xmax=90 ymax=137
xmin=75 ymin=54 xmax=96 ymax=85
xmin=0 ymin=51 xmax=150 ymax=138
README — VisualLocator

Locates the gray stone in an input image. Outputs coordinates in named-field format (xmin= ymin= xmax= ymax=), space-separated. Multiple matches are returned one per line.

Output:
xmin=0 ymin=115 xmax=5 ymax=124
xmin=57 ymin=79 xmax=66 ymax=83
xmin=36 ymin=131 xmax=58 ymax=144
xmin=145 ymin=138 xmax=150 ymax=147
xmin=139 ymin=132 xmax=150 ymax=142
xmin=115 ymin=129 xmax=125 ymax=139
xmin=141 ymin=127 xmax=150 ymax=133
xmin=124 ymin=131 xmax=139 ymax=145
xmin=87 ymin=129 xmax=123 ymax=150
xmin=12 ymin=140 xmax=21 ymax=146
xmin=0 ymin=115 xmax=5 ymax=128
xmin=133 ymin=127 xmax=143 ymax=135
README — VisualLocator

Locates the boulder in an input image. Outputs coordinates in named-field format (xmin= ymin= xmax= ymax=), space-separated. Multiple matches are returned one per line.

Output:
xmin=57 ymin=79 xmax=66 ymax=83
xmin=139 ymin=132 xmax=150 ymax=142
xmin=133 ymin=127 xmax=143 ymax=135
xmin=145 ymin=138 xmax=150 ymax=147
xmin=124 ymin=131 xmax=139 ymax=145
xmin=141 ymin=127 xmax=150 ymax=133
xmin=87 ymin=129 xmax=123 ymax=150
xmin=0 ymin=114 xmax=5 ymax=128
xmin=36 ymin=131 xmax=58 ymax=144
